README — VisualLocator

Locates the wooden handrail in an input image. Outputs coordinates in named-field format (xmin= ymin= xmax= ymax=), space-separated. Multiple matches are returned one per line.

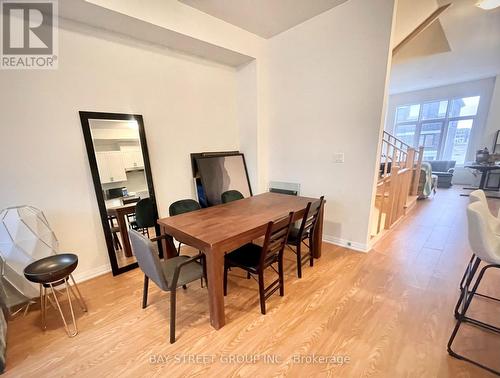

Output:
xmin=383 ymin=130 xmax=411 ymax=150
xmin=381 ymin=140 xmax=407 ymax=154
xmin=375 ymin=131 xmax=425 ymax=236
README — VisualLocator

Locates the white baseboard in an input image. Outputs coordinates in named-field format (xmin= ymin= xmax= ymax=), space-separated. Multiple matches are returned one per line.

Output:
xmin=73 ymin=263 xmax=111 ymax=283
xmin=322 ymin=235 xmax=370 ymax=253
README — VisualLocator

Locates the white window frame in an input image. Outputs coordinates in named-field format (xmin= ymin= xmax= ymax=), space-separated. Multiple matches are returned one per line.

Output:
xmin=393 ymin=96 xmax=480 ymax=164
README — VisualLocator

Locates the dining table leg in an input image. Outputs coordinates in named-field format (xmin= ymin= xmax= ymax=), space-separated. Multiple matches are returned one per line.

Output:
xmin=117 ymin=211 xmax=133 ymax=257
xmin=204 ymin=247 xmax=225 ymax=329
xmin=158 ymin=226 xmax=179 ymax=259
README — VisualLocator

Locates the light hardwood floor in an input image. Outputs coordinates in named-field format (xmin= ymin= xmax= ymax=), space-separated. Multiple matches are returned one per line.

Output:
xmin=5 ymin=188 xmax=500 ymax=377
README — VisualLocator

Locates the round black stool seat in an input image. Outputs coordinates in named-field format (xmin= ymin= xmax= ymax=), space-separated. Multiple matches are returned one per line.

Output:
xmin=24 ymin=253 xmax=78 ymax=284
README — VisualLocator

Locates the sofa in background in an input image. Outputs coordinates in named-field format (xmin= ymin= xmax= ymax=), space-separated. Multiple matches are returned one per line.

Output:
xmin=427 ymin=160 xmax=456 ymax=188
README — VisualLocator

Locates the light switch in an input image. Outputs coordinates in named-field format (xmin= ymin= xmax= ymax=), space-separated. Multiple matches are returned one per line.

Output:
xmin=334 ymin=152 xmax=344 ymax=163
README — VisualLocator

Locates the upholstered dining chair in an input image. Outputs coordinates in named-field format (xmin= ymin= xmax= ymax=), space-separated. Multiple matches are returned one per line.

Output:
xmin=123 ymin=197 xmax=141 ymax=229
xmin=169 ymin=199 xmax=201 ymax=254
xmin=447 ymin=201 xmax=500 ymax=375
xmin=129 ymin=229 xmax=206 ymax=343
xmin=285 ymin=196 xmax=324 ymax=278
xmin=133 ymin=198 xmax=157 ymax=238
xmin=223 ymin=212 xmax=294 ymax=315
xmin=221 ymin=190 xmax=244 ymax=204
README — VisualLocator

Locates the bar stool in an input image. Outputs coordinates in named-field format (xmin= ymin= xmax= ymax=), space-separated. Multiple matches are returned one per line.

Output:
xmin=459 ymin=189 xmax=500 ymax=291
xmin=23 ymin=253 xmax=87 ymax=337
xmin=447 ymin=202 xmax=500 ymax=375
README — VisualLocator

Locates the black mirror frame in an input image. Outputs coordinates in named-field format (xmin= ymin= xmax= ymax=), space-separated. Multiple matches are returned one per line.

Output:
xmin=79 ymin=111 xmax=160 ymax=276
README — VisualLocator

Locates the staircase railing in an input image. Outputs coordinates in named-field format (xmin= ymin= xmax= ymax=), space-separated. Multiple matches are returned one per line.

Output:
xmin=374 ymin=131 xmax=424 ymax=236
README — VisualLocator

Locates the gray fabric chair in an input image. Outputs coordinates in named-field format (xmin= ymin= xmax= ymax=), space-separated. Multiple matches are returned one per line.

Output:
xmin=129 ymin=229 xmax=206 ymax=343
xmin=428 ymin=160 xmax=456 ymax=188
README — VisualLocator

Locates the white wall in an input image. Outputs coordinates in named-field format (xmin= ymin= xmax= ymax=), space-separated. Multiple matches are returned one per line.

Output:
xmin=483 ymin=76 xmax=500 ymax=154
xmin=0 ymin=0 xmax=402 ymax=284
xmin=0 ymin=20 xmax=240 ymax=281
xmin=393 ymin=0 xmax=438 ymax=46
xmin=265 ymin=0 xmax=396 ymax=250
xmin=385 ymin=77 xmax=497 ymax=184
xmin=85 ymin=0 xmax=263 ymax=60
xmin=236 ymin=61 xmax=259 ymax=192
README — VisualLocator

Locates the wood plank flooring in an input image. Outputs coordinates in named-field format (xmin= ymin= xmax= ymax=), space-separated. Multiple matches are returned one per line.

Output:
xmin=4 ymin=188 xmax=500 ymax=377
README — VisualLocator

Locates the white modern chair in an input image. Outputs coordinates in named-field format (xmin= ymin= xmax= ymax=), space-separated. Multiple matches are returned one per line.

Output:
xmin=469 ymin=189 xmax=500 ymax=233
xmin=447 ymin=201 xmax=500 ymax=375
xmin=460 ymin=190 xmax=500 ymax=290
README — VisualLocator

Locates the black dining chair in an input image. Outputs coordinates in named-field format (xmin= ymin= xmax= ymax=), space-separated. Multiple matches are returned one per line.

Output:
xmin=129 ymin=229 xmax=206 ymax=343
xmin=169 ymin=199 xmax=201 ymax=254
xmin=133 ymin=198 xmax=157 ymax=238
xmin=223 ymin=212 xmax=294 ymax=315
xmin=221 ymin=190 xmax=244 ymax=204
xmin=108 ymin=216 xmax=122 ymax=250
xmin=124 ymin=197 xmax=141 ymax=229
xmin=286 ymin=196 xmax=324 ymax=278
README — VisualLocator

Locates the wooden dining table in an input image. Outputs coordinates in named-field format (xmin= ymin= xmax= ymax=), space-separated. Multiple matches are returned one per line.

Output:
xmin=106 ymin=203 xmax=137 ymax=257
xmin=157 ymin=192 xmax=325 ymax=330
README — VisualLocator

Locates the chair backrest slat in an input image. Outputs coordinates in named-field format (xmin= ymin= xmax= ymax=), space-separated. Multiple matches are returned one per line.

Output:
xmin=295 ymin=196 xmax=324 ymax=241
xmin=260 ymin=212 xmax=294 ymax=267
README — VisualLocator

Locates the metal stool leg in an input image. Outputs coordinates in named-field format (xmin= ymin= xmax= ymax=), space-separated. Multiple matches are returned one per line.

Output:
xmin=49 ymin=280 xmax=78 ymax=337
xmin=39 ymin=284 xmax=46 ymax=330
xmin=68 ymin=275 xmax=87 ymax=312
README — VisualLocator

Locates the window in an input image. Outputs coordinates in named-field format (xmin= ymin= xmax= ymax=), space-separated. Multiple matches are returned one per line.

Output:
xmin=393 ymin=96 xmax=480 ymax=163
xmin=395 ymin=124 xmax=416 ymax=146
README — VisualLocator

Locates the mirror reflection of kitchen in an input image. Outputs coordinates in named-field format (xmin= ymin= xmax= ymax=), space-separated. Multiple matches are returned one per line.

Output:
xmin=89 ymin=119 xmax=151 ymax=268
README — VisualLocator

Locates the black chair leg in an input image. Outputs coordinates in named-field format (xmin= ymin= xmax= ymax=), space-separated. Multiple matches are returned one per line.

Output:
xmin=278 ymin=258 xmax=284 ymax=297
xmin=296 ymin=242 xmax=302 ymax=278
xmin=142 ymin=275 xmax=149 ymax=309
xmin=459 ymin=254 xmax=477 ymax=291
xmin=309 ymin=236 xmax=314 ymax=267
xmin=247 ymin=272 xmax=251 ymax=279
xmin=223 ymin=262 xmax=228 ymax=296
xmin=454 ymin=257 xmax=481 ymax=318
xmin=177 ymin=242 xmax=182 ymax=255
xmin=170 ymin=289 xmax=176 ymax=344
xmin=258 ymin=271 xmax=266 ymax=315
xmin=448 ymin=262 xmax=500 ymax=376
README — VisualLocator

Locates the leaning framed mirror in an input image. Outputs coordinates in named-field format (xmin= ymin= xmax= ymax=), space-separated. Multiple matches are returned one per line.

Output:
xmin=79 ymin=111 xmax=160 ymax=275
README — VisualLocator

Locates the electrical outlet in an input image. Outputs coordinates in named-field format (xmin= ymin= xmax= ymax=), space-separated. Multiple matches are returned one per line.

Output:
xmin=334 ymin=152 xmax=344 ymax=163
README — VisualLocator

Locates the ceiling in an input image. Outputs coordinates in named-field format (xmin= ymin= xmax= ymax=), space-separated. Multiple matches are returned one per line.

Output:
xmin=60 ymin=0 xmax=254 ymax=67
xmin=390 ymin=0 xmax=500 ymax=93
xmin=178 ymin=0 xmax=349 ymax=38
